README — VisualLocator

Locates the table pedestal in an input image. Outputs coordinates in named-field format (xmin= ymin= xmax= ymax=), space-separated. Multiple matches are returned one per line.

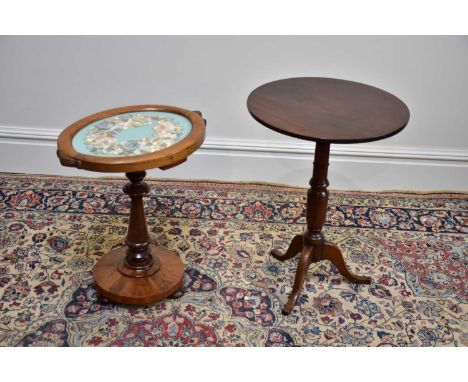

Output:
xmin=272 ymin=142 xmax=372 ymax=315
xmin=93 ymin=171 xmax=184 ymax=305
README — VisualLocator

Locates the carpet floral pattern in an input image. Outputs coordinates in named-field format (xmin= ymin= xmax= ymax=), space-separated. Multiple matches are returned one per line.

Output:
xmin=0 ymin=174 xmax=467 ymax=346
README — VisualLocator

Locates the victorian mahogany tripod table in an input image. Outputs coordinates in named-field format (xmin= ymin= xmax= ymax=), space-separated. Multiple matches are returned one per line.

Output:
xmin=57 ymin=105 xmax=206 ymax=304
xmin=247 ymin=77 xmax=410 ymax=315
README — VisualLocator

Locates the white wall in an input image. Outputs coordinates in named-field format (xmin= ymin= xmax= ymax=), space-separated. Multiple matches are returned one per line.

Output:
xmin=0 ymin=36 xmax=467 ymax=190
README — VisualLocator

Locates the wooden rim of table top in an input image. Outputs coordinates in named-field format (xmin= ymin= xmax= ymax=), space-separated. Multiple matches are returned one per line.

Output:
xmin=247 ymin=77 xmax=410 ymax=144
xmin=57 ymin=104 xmax=206 ymax=173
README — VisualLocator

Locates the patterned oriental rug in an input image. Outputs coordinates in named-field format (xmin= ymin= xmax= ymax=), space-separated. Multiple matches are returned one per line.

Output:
xmin=0 ymin=174 xmax=466 ymax=347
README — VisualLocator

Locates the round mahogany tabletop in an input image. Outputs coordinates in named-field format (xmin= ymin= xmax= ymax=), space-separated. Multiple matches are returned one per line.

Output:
xmin=247 ymin=77 xmax=410 ymax=144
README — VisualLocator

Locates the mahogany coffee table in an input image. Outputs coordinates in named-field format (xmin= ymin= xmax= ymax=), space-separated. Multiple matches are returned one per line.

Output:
xmin=247 ymin=77 xmax=410 ymax=315
xmin=57 ymin=105 xmax=206 ymax=304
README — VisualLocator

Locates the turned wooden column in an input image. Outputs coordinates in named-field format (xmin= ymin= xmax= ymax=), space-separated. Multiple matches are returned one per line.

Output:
xmin=118 ymin=171 xmax=160 ymax=277
xmin=92 ymin=170 xmax=185 ymax=304
xmin=305 ymin=142 xmax=330 ymax=251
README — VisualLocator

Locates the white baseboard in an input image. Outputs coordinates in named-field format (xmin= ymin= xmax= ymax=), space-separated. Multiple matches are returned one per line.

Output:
xmin=1 ymin=125 xmax=467 ymax=191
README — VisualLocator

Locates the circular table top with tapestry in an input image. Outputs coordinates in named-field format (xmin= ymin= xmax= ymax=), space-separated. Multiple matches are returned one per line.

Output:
xmin=57 ymin=105 xmax=206 ymax=173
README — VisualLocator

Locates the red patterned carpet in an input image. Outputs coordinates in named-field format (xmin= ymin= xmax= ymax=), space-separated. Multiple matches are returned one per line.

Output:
xmin=0 ymin=174 xmax=466 ymax=346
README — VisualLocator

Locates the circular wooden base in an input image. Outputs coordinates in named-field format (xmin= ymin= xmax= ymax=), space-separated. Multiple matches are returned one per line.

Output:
xmin=93 ymin=244 xmax=184 ymax=305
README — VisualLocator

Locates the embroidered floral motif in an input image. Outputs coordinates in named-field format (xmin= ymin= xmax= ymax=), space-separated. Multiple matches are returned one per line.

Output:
xmin=72 ymin=111 xmax=191 ymax=157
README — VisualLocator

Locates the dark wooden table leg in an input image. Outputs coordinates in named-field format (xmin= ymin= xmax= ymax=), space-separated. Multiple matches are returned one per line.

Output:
xmin=271 ymin=234 xmax=304 ymax=261
xmin=119 ymin=171 xmax=159 ymax=278
xmin=275 ymin=142 xmax=372 ymax=315
xmin=93 ymin=171 xmax=184 ymax=305
xmin=281 ymin=244 xmax=314 ymax=315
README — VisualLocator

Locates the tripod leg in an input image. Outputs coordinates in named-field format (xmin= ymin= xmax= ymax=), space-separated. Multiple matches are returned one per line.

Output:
xmin=282 ymin=245 xmax=314 ymax=315
xmin=271 ymin=234 xmax=303 ymax=261
xmin=322 ymin=241 xmax=372 ymax=284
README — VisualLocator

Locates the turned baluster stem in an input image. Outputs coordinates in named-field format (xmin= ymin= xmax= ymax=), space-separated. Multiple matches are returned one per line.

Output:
xmin=123 ymin=171 xmax=153 ymax=271
xmin=305 ymin=142 xmax=330 ymax=257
